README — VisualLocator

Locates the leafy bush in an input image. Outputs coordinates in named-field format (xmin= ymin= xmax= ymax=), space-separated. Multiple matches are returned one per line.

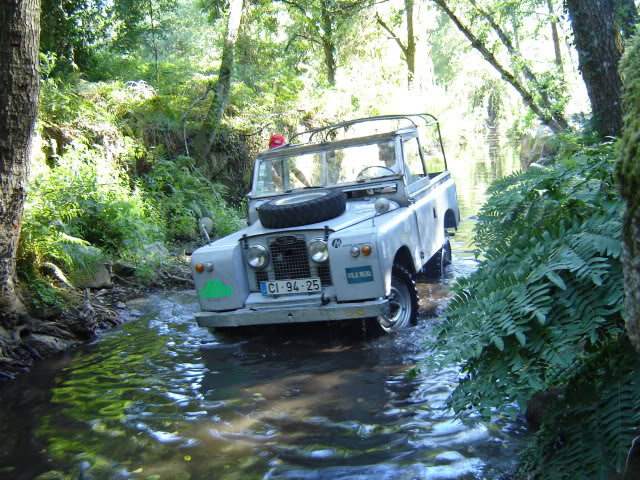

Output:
xmin=141 ymin=155 xmax=243 ymax=241
xmin=426 ymin=140 xmax=640 ymax=479
xmin=19 ymin=144 xmax=163 ymax=283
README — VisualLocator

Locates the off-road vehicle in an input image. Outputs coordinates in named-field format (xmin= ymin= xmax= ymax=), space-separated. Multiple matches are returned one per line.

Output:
xmin=191 ymin=114 xmax=460 ymax=332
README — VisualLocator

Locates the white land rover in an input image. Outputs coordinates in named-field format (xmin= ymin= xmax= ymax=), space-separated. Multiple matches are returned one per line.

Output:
xmin=190 ymin=114 xmax=460 ymax=332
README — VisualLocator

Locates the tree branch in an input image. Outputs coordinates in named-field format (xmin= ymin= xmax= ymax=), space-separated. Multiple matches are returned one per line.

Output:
xmin=467 ymin=0 xmax=556 ymax=110
xmin=287 ymin=32 xmax=323 ymax=48
xmin=432 ymin=0 xmax=567 ymax=131
xmin=375 ymin=13 xmax=408 ymax=56
xmin=277 ymin=0 xmax=307 ymax=15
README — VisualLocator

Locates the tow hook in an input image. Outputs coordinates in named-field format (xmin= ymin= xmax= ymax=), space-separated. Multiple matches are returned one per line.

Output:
xmin=320 ymin=293 xmax=331 ymax=306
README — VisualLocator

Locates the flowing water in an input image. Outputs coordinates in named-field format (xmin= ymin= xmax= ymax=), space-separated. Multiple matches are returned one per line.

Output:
xmin=0 ymin=139 xmax=525 ymax=480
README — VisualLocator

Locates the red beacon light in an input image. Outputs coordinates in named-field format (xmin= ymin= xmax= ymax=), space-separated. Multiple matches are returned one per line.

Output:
xmin=269 ymin=134 xmax=286 ymax=149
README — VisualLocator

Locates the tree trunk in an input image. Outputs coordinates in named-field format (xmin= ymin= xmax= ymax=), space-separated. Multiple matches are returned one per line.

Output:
xmin=149 ymin=0 xmax=159 ymax=83
xmin=566 ymin=0 xmax=623 ymax=138
xmin=321 ymin=1 xmax=337 ymax=86
xmin=0 ymin=0 xmax=41 ymax=328
xmin=432 ymin=0 xmax=567 ymax=132
xmin=375 ymin=0 xmax=418 ymax=89
xmin=546 ymin=0 xmax=563 ymax=74
xmin=193 ymin=0 xmax=244 ymax=168
xmin=405 ymin=0 xmax=416 ymax=88
xmin=618 ymin=33 xmax=640 ymax=352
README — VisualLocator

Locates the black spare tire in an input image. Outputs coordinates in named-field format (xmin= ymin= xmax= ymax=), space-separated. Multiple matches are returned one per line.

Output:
xmin=257 ymin=190 xmax=347 ymax=228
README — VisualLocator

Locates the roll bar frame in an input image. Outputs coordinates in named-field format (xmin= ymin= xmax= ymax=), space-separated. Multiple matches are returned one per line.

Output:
xmin=288 ymin=113 xmax=448 ymax=170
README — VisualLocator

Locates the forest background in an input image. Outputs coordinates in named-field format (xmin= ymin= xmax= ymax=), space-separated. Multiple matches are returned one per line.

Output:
xmin=1 ymin=0 xmax=640 ymax=478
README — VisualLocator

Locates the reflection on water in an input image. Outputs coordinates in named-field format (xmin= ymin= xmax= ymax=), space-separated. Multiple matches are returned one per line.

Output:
xmin=0 ymin=139 xmax=523 ymax=480
xmin=451 ymin=138 xmax=520 ymax=222
xmin=0 ymin=289 xmax=528 ymax=480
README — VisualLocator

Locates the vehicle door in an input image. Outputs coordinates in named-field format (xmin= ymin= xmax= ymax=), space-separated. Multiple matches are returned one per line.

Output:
xmin=402 ymin=134 xmax=441 ymax=265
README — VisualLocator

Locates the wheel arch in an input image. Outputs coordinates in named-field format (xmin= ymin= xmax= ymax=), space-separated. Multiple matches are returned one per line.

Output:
xmin=393 ymin=246 xmax=417 ymax=276
xmin=444 ymin=208 xmax=458 ymax=230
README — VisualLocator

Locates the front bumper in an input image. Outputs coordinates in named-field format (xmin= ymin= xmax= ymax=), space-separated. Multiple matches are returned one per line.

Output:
xmin=195 ymin=292 xmax=389 ymax=328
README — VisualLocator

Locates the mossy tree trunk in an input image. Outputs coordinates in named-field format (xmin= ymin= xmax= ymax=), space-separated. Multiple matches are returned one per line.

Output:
xmin=193 ymin=0 xmax=244 ymax=169
xmin=618 ymin=34 xmax=640 ymax=352
xmin=566 ymin=0 xmax=623 ymax=138
xmin=0 ymin=0 xmax=41 ymax=329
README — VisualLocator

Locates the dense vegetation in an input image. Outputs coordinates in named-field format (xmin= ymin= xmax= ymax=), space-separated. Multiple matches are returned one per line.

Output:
xmin=21 ymin=77 xmax=244 ymax=307
xmin=427 ymin=137 xmax=640 ymax=478
xmin=1 ymin=0 xmax=639 ymax=478
xmin=22 ymin=0 xmax=584 ymax=308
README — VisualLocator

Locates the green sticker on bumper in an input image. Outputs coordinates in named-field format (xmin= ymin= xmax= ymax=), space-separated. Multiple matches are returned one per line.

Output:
xmin=198 ymin=279 xmax=233 ymax=298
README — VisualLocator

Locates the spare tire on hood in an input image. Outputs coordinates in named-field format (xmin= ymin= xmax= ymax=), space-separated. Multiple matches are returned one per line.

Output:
xmin=257 ymin=190 xmax=346 ymax=229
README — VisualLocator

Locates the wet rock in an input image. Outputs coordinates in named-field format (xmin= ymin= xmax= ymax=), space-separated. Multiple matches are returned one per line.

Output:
xmin=61 ymin=245 xmax=112 ymax=289
xmin=142 ymin=242 xmax=170 ymax=260
xmin=76 ymin=263 xmax=111 ymax=288
xmin=116 ymin=302 xmax=127 ymax=309
xmin=126 ymin=298 xmax=148 ymax=309
xmin=113 ymin=262 xmax=136 ymax=277
xmin=70 ymin=249 xmax=111 ymax=289
xmin=434 ymin=450 xmax=465 ymax=464
xmin=519 ymin=125 xmax=557 ymax=169
xmin=23 ymin=334 xmax=75 ymax=357
xmin=34 ymin=471 xmax=66 ymax=480
xmin=525 ymin=388 xmax=563 ymax=431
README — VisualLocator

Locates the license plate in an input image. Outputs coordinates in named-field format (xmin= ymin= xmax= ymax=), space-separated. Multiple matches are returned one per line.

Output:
xmin=260 ymin=278 xmax=322 ymax=296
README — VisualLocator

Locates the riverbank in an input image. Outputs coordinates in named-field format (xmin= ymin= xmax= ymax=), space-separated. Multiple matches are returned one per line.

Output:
xmin=0 ymin=251 xmax=193 ymax=383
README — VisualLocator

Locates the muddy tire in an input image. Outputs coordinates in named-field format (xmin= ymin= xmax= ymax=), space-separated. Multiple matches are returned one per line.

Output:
xmin=257 ymin=190 xmax=346 ymax=229
xmin=424 ymin=233 xmax=452 ymax=277
xmin=435 ymin=233 xmax=452 ymax=274
xmin=376 ymin=264 xmax=418 ymax=333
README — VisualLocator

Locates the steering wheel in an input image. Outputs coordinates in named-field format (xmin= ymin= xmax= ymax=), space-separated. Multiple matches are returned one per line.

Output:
xmin=356 ymin=166 xmax=396 ymax=181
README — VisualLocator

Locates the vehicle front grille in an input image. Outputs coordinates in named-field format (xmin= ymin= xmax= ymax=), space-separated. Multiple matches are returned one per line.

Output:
xmin=255 ymin=270 xmax=269 ymax=285
xmin=317 ymin=264 xmax=332 ymax=286
xmin=250 ymin=234 xmax=333 ymax=291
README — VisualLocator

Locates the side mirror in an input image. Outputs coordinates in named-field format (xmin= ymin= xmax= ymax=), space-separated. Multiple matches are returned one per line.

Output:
xmin=199 ymin=217 xmax=213 ymax=244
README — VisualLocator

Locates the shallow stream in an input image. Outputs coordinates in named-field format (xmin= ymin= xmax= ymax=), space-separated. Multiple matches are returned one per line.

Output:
xmin=0 ymin=137 xmax=524 ymax=480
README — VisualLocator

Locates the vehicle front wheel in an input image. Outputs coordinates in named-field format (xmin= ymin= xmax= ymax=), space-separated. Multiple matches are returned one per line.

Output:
xmin=377 ymin=264 xmax=418 ymax=333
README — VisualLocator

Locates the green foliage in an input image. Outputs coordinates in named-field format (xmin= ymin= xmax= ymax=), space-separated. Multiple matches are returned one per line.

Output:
xmin=111 ymin=0 xmax=178 ymax=53
xmin=474 ymin=141 xmax=618 ymax=250
xmin=426 ymin=140 xmax=638 ymax=478
xmin=27 ymin=277 xmax=72 ymax=310
xmin=142 ymin=156 xmax=243 ymax=240
xmin=20 ymin=144 xmax=163 ymax=281
xmin=516 ymin=341 xmax=640 ymax=479
xmin=40 ymin=0 xmax=110 ymax=73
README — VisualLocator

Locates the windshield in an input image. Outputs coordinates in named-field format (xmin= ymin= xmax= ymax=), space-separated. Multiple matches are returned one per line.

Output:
xmin=254 ymin=141 xmax=399 ymax=194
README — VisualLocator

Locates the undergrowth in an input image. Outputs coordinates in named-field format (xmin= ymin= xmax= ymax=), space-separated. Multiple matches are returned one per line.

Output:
xmin=426 ymin=138 xmax=640 ymax=479
xmin=19 ymin=76 xmax=244 ymax=307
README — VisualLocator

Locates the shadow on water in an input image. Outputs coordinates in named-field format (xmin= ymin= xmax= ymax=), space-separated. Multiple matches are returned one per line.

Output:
xmin=0 ymin=138 xmax=527 ymax=480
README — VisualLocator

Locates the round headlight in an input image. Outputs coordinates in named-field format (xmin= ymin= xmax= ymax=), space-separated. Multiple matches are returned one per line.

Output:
xmin=246 ymin=244 xmax=269 ymax=269
xmin=309 ymin=239 xmax=329 ymax=263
